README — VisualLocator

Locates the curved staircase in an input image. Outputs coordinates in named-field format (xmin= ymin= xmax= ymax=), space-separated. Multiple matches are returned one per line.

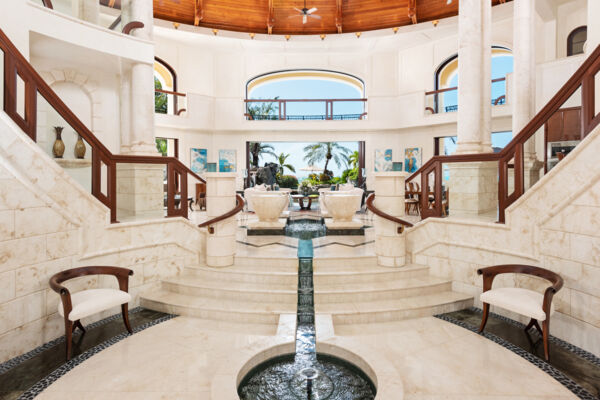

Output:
xmin=140 ymin=255 xmax=473 ymax=327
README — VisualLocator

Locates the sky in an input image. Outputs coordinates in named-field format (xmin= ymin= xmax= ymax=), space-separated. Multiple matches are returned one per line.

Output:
xmin=257 ymin=141 xmax=359 ymax=180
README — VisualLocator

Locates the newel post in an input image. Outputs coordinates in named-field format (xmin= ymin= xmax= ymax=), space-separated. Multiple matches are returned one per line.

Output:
xmin=373 ymin=171 xmax=408 ymax=267
xmin=205 ymin=172 xmax=237 ymax=267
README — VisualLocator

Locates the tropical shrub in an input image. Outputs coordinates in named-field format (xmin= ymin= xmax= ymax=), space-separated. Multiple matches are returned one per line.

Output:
xmin=277 ymin=174 xmax=299 ymax=188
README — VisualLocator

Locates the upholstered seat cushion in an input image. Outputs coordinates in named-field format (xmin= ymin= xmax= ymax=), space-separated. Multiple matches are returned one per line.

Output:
xmin=58 ymin=288 xmax=131 ymax=321
xmin=480 ymin=287 xmax=554 ymax=321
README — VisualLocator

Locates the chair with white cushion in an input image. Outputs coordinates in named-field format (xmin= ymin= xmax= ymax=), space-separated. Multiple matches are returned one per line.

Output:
xmin=477 ymin=264 xmax=563 ymax=361
xmin=50 ymin=266 xmax=134 ymax=360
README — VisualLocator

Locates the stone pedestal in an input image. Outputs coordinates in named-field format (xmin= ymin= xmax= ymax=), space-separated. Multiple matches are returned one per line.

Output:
xmin=116 ymin=164 xmax=164 ymax=220
xmin=205 ymin=173 xmax=237 ymax=267
xmin=448 ymin=162 xmax=497 ymax=216
xmin=247 ymin=193 xmax=288 ymax=229
xmin=373 ymin=172 xmax=408 ymax=267
xmin=324 ymin=194 xmax=363 ymax=229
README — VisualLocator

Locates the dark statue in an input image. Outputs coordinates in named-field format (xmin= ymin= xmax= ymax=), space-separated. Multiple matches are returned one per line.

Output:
xmin=255 ymin=162 xmax=279 ymax=186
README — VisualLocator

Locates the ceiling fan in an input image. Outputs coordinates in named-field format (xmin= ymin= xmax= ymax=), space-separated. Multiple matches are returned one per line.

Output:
xmin=290 ymin=0 xmax=321 ymax=24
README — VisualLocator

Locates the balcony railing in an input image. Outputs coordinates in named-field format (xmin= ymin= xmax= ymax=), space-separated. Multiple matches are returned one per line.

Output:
xmin=425 ymin=77 xmax=507 ymax=114
xmin=155 ymin=89 xmax=187 ymax=116
xmin=244 ymin=98 xmax=367 ymax=121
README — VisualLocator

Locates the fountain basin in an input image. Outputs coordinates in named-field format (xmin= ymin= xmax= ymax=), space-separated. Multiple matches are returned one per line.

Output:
xmin=323 ymin=194 xmax=363 ymax=229
xmin=248 ymin=193 xmax=289 ymax=229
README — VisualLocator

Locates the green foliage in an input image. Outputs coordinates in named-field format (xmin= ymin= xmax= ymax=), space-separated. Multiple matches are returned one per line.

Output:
xmin=154 ymin=77 xmax=167 ymax=114
xmin=275 ymin=153 xmax=296 ymax=175
xmin=247 ymin=97 xmax=279 ymax=120
xmin=303 ymin=142 xmax=351 ymax=175
xmin=248 ymin=142 xmax=277 ymax=168
xmin=276 ymin=174 xmax=298 ymax=188
xmin=155 ymin=138 xmax=167 ymax=156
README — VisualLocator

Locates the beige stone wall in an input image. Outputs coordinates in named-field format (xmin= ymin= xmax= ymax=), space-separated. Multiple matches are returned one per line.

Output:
xmin=407 ymin=123 xmax=600 ymax=357
xmin=0 ymin=113 xmax=205 ymax=363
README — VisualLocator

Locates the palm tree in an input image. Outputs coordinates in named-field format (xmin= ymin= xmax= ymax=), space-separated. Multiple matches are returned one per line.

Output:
xmin=249 ymin=142 xmax=277 ymax=168
xmin=303 ymin=142 xmax=351 ymax=176
xmin=347 ymin=151 xmax=359 ymax=169
xmin=274 ymin=153 xmax=296 ymax=175
xmin=246 ymin=96 xmax=280 ymax=120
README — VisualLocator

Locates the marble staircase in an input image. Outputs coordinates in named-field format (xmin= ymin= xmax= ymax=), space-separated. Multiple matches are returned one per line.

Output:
xmin=140 ymin=255 xmax=473 ymax=327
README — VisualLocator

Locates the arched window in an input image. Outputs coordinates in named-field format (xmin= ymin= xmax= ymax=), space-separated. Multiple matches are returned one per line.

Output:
xmin=567 ymin=26 xmax=587 ymax=56
xmin=154 ymin=57 xmax=177 ymax=115
xmin=246 ymin=70 xmax=366 ymax=120
xmin=433 ymin=47 xmax=513 ymax=113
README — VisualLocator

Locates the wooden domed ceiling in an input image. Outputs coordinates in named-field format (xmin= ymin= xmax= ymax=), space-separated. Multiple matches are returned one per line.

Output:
xmin=146 ymin=0 xmax=510 ymax=35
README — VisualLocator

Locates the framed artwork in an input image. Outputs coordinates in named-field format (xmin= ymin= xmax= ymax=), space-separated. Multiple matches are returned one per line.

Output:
xmin=392 ymin=162 xmax=403 ymax=172
xmin=404 ymin=148 xmax=421 ymax=173
xmin=219 ymin=149 xmax=236 ymax=172
xmin=374 ymin=149 xmax=392 ymax=172
xmin=190 ymin=148 xmax=207 ymax=176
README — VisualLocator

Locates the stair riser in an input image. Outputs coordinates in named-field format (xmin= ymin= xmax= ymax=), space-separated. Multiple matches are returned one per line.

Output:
xmin=314 ymin=282 xmax=452 ymax=303
xmin=185 ymin=269 xmax=298 ymax=285
xmin=140 ymin=298 xmax=282 ymax=325
xmin=234 ymin=257 xmax=298 ymax=269
xmin=313 ymin=257 xmax=377 ymax=269
xmin=330 ymin=299 xmax=474 ymax=325
xmin=314 ymin=269 xmax=428 ymax=285
xmin=162 ymin=281 xmax=297 ymax=304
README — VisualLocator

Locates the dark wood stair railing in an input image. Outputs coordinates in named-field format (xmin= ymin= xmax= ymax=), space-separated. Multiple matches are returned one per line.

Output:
xmin=408 ymin=43 xmax=600 ymax=223
xmin=198 ymin=194 xmax=245 ymax=234
xmin=0 ymin=28 xmax=205 ymax=223
xmin=365 ymin=194 xmax=414 ymax=234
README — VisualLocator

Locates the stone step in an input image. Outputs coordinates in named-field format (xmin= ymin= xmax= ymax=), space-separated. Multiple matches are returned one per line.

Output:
xmin=161 ymin=276 xmax=297 ymax=304
xmin=314 ymin=276 xmax=452 ymax=303
xmin=184 ymin=265 xmax=298 ymax=285
xmin=234 ymin=256 xmax=298 ymax=269
xmin=140 ymin=290 xmax=294 ymax=325
xmin=312 ymin=256 xmax=377 ymax=269
xmin=314 ymin=264 xmax=429 ymax=284
xmin=317 ymin=291 xmax=474 ymax=325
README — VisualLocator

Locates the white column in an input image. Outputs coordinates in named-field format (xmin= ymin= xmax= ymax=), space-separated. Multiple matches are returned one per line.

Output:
xmin=587 ymin=0 xmax=600 ymax=54
xmin=78 ymin=0 xmax=100 ymax=24
xmin=456 ymin=0 xmax=492 ymax=154
xmin=128 ymin=62 xmax=156 ymax=154
xmin=119 ymin=70 xmax=131 ymax=154
xmin=373 ymin=172 xmax=407 ymax=268
xmin=205 ymin=173 xmax=237 ymax=267
xmin=512 ymin=0 xmax=536 ymax=136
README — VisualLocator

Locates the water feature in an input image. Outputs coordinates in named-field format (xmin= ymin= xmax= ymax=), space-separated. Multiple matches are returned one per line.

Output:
xmin=238 ymin=218 xmax=376 ymax=400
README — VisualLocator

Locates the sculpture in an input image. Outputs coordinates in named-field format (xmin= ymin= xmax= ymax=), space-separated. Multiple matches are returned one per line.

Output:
xmin=255 ymin=162 xmax=279 ymax=186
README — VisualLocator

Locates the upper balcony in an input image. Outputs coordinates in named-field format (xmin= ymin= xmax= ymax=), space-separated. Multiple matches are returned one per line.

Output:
xmin=243 ymin=98 xmax=368 ymax=121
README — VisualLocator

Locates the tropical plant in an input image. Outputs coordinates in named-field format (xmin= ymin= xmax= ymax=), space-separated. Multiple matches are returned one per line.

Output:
xmin=302 ymin=142 xmax=351 ymax=176
xmin=347 ymin=151 xmax=359 ymax=169
xmin=246 ymin=97 xmax=279 ymax=120
xmin=154 ymin=77 xmax=167 ymax=114
xmin=155 ymin=138 xmax=168 ymax=156
xmin=276 ymin=174 xmax=298 ymax=188
xmin=274 ymin=152 xmax=296 ymax=175
xmin=249 ymin=142 xmax=277 ymax=168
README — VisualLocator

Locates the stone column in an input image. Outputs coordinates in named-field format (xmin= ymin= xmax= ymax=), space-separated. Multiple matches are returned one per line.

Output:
xmin=513 ymin=0 xmax=543 ymax=189
xmin=373 ymin=172 xmax=407 ymax=267
xmin=205 ymin=173 xmax=237 ymax=267
xmin=77 ymin=0 xmax=100 ymax=24
xmin=449 ymin=0 xmax=497 ymax=216
xmin=587 ymin=0 xmax=600 ymax=54
xmin=456 ymin=0 xmax=492 ymax=154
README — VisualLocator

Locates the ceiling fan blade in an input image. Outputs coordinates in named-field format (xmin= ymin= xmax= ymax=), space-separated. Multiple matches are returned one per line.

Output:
xmin=302 ymin=15 xmax=307 ymax=24
xmin=307 ymin=7 xmax=317 ymax=14
xmin=293 ymin=7 xmax=303 ymax=13
xmin=308 ymin=14 xmax=321 ymax=20
xmin=288 ymin=14 xmax=301 ymax=18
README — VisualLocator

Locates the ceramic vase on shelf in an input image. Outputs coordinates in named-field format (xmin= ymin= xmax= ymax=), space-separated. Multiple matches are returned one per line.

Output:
xmin=52 ymin=126 xmax=65 ymax=158
xmin=74 ymin=134 xmax=86 ymax=159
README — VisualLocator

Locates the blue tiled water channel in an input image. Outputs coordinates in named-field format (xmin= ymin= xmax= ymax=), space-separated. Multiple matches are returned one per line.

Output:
xmin=238 ymin=218 xmax=376 ymax=400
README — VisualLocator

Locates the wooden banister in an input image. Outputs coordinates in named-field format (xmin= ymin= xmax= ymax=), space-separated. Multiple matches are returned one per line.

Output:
xmin=365 ymin=194 xmax=413 ymax=233
xmin=410 ymin=44 xmax=600 ymax=222
xmin=198 ymin=194 xmax=245 ymax=233
xmin=0 ymin=28 xmax=206 ymax=223
xmin=155 ymin=88 xmax=187 ymax=97
xmin=122 ymin=21 xmax=144 ymax=35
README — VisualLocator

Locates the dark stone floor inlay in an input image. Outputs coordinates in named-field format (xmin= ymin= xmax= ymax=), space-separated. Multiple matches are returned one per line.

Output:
xmin=436 ymin=307 xmax=600 ymax=400
xmin=0 ymin=307 xmax=175 ymax=400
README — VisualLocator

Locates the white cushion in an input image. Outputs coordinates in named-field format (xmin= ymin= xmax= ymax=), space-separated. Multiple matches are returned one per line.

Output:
xmin=58 ymin=288 xmax=131 ymax=321
xmin=339 ymin=183 xmax=355 ymax=191
xmin=479 ymin=287 xmax=553 ymax=321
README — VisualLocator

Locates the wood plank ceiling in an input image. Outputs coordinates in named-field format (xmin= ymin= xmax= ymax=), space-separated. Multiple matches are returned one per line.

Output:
xmin=150 ymin=0 xmax=510 ymax=35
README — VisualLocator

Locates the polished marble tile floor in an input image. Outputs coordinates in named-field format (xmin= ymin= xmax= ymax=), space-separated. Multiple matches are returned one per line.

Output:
xmin=2 ymin=307 xmax=596 ymax=399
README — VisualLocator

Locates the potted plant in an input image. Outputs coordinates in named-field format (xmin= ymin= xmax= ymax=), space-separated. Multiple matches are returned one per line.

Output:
xmin=300 ymin=180 xmax=311 ymax=196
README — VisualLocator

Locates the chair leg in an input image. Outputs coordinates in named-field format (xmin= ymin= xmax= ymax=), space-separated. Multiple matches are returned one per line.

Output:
xmin=65 ymin=319 xmax=73 ymax=361
xmin=73 ymin=320 xmax=86 ymax=334
xmin=542 ymin=319 xmax=550 ymax=361
xmin=478 ymin=303 xmax=490 ymax=333
xmin=122 ymin=303 xmax=133 ymax=334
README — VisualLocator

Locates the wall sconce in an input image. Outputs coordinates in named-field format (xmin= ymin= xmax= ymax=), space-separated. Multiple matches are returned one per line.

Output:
xmin=285 ymin=35 xmax=291 ymax=41
xmin=320 ymin=34 xmax=326 ymax=41
xmin=393 ymin=27 xmax=399 ymax=34
xmin=249 ymin=33 xmax=255 ymax=39
xmin=355 ymin=32 xmax=362 ymax=38
xmin=432 ymin=20 xmax=439 ymax=27
xmin=212 ymin=29 xmax=218 ymax=35
xmin=173 ymin=22 xmax=180 ymax=30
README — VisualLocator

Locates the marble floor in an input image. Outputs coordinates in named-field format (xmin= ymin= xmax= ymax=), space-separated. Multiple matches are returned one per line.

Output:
xmin=28 ymin=315 xmax=578 ymax=400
